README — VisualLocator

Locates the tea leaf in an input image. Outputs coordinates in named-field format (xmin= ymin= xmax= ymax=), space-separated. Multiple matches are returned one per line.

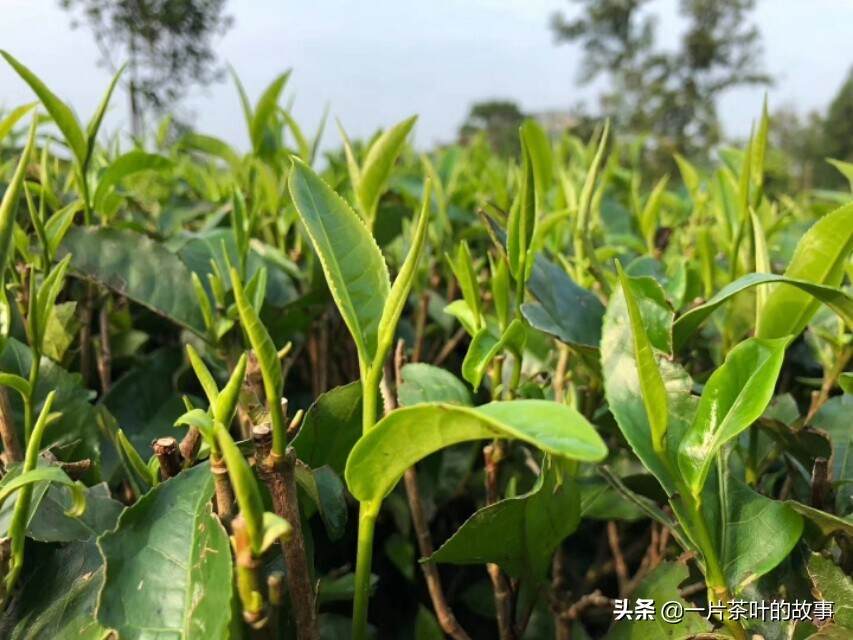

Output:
xmin=0 ymin=338 xmax=100 ymax=465
xmin=639 ymin=175 xmax=669 ymax=252
xmin=430 ymin=457 xmax=578 ymax=582
xmin=231 ymin=269 xmax=284 ymax=442
xmin=508 ymin=137 xmax=535 ymax=280
xmin=673 ymin=272 xmax=853 ymax=350
xmin=397 ymin=363 xmax=472 ymax=407
xmin=446 ymin=241 xmax=482 ymax=329
xmin=289 ymin=158 xmax=390 ymax=365
xmin=0 ymin=467 xmax=85 ymax=518
xmin=757 ymin=202 xmax=853 ymax=339
xmin=356 ymin=115 xmax=417 ymax=224
xmin=785 ymin=502 xmax=853 ymax=538
xmin=97 ymin=463 xmax=233 ymax=639
xmin=92 ymin=151 xmax=172 ymax=214
xmin=85 ymin=63 xmax=125 ymax=163
xmin=461 ymin=319 xmax=525 ymax=391
xmin=0 ymin=51 xmax=86 ymax=166
xmin=604 ymin=562 xmax=713 ymax=639
xmin=295 ymin=463 xmax=348 ymax=541
xmin=719 ymin=477 xmax=802 ymax=592
xmin=828 ymin=158 xmax=853 ymax=190
xmin=58 ymin=226 xmax=205 ymax=334
xmin=293 ymin=381 xmax=364 ymax=475
xmin=678 ymin=337 xmax=788 ymax=495
xmin=522 ymin=253 xmax=605 ymax=350
xmin=215 ymin=423 xmax=266 ymax=550
xmin=807 ymin=553 xmax=853 ymax=627
xmin=617 ymin=263 xmax=669 ymax=455
xmin=520 ymin=119 xmax=553 ymax=209
xmin=0 ymin=117 xmax=36 ymax=282
xmin=376 ymin=179 xmax=431 ymax=367
xmin=345 ymin=400 xmax=607 ymax=504
xmin=0 ymin=102 xmax=35 ymax=144
xmin=0 ymin=540 xmax=108 ymax=640
xmin=602 ymin=282 xmax=694 ymax=496
xmin=250 ymin=71 xmax=291 ymax=153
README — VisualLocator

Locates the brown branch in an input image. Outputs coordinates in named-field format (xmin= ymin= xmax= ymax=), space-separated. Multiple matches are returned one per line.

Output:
xmin=0 ymin=387 xmax=22 ymax=464
xmin=432 ymin=327 xmax=467 ymax=367
xmin=267 ymin=571 xmax=285 ymax=640
xmin=412 ymin=291 xmax=430 ymax=364
xmin=553 ymin=344 xmax=570 ymax=403
xmin=552 ymin=547 xmax=572 ymax=640
xmin=484 ymin=441 xmax=516 ymax=640
xmin=210 ymin=453 xmax=235 ymax=527
xmin=179 ymin=426 xmax=201 ymax=464
xmin=383 ymin=339 xmax=471 ymax=640
xmin=810 ymin=458 xmax=830 ymax=511
xmin=59 ymin=458 xmax=92 ymax=480
xmin=78 ymin=284 xmax=95 ymax=387
xmin=253 ymin=425 xmax=319 ymax=640
xmin=607 ymin=522 xmax=629 ymax=597
xmin=152 ymin=437 xmax=181 ymax=479
xmin=806 ymin=346 xmax=850 ymax=423
xmin=96 ymin=302 xmax=112 ymax=394
xmin=560 ymin=590 xmax=612 ymax=621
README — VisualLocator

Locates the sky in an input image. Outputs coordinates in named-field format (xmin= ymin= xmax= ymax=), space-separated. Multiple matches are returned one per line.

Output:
xmin=1 ymin=0 xmax=852 ymax=151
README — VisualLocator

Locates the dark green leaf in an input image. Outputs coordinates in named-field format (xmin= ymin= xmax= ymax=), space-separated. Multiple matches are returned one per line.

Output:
xmin=522 ymin=254 xmax=604 ymax=350
xmin=292 ymin=381 xmax=364 ymax=475
xmin=807 ymin=554 xmax=853 ymax=628
xmin=0 ymin=338 xmax=100 ymax=468
xmin=97 ymin=463 xmax=233 ymax=639
xmin=810 ymin=395 xmax=852 ymax=515
xmin=1 ymin=540 xmax=107 ymax=640
xmin=431 ymin=458 xmax=579 ymax=581
xmin=58 ymin=226 xmax=205 ymax=334
xmin=605 ymin=562 xmax=713 ymax=639
xmin=786 ymin=502 xmax=853 ymax=538
xmin=296 ymin=463 xmax=348 ymax=541
xmin=718 ymin=477 xmax=802 ymax=592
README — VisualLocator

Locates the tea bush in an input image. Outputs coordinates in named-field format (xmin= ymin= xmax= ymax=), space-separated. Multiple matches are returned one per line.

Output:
xmin=0 ymin=54 xmax=851 ymax=639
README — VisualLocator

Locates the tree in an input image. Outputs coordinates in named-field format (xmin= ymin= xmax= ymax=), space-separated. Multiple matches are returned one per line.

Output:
xmin=822 ymin=65 xmax=853 ymax=168
xmin=59 ymin=0 xmax=233 ymax=137
xmin=459 ymin=100 xmax=527 ymax=156
xmin=551 ymin=0 xmax=770 ymax=156
xmin=770 ymin=66 xmax=853 ymax=190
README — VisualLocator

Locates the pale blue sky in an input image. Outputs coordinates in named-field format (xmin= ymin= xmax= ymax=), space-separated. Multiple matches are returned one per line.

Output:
xmin=1 ymin=0 xmax=852 ymax=150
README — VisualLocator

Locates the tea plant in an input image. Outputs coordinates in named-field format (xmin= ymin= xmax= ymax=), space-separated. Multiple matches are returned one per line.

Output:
xmin=0 ymin=51 xmax=850 ymax=640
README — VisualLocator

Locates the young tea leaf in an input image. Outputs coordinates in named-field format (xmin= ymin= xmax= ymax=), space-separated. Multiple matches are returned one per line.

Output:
xmin=356 ymin=115 xmax=417 ymax=225
xmin=1 ymin=51 xmax=86 ymax=166
xmin=616 ymin=263 xmax=669 ymax=456
xmin=757 ymin=202 xmax=853 ymax=339
xmin=345 ymin=400 xmax=607 ymax=505
xmin=288 ymin=158 xmax=390 ymax=366
xmin=678 ymin=337 xmax=788 ymax=495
